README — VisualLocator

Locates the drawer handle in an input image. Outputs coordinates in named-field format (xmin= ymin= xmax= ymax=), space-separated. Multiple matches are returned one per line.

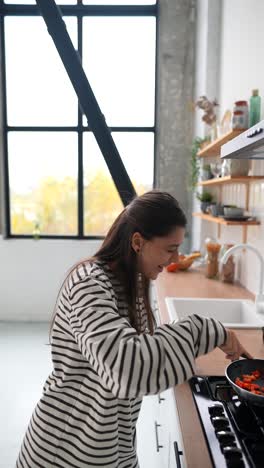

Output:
xmin=174 ymin=441 xmax=183 ymax=468
xmin=158 ymin=394 xmax=165 ymax=404
xmin=154 ymin=421 xmax=163 ymax=452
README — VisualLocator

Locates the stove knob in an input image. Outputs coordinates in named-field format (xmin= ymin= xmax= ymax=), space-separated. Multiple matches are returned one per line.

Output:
xmin=226 ymin=458 xmax=245 ymax=468
xmin=226 ymin=460 xmax=245 ymax=468
xmin=211 ymin=416 xmax=229 ymax=430
xmin=216 ymin=430 xmax=236 ymax=446
xmin=208 ymin=404 xmax=224 ymax=416
xmin=223 ymin=446 xmax=243 ymax=461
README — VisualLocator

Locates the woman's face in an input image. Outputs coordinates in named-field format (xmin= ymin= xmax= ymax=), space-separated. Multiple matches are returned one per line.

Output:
xmin=134 ymin=226 xmax=185 ymax=280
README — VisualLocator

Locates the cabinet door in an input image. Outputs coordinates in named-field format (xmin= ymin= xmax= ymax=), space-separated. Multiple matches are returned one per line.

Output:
xmin=136 ymin=394 xmax=164 ymax=468
xmin=158 ymin=389 xmax=186 ymax=468
xmin=138 ymin=286 xmax=186 ymax=468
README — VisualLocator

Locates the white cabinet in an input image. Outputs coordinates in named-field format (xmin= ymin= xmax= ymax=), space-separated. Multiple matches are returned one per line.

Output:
xmin=136 ymin=285 xmax=186 ymax=467
xmin=136 ymin=394 xmax=162 ymax=468
xmin=136 ymin=389 xmax=186 ymax=468
xmin=157 ymin=388 xmax=186 ymax=468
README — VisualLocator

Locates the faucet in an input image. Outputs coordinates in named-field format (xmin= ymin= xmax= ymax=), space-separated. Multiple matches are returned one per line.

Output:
xmin=220 ymin=243 xmax=264 ymax=315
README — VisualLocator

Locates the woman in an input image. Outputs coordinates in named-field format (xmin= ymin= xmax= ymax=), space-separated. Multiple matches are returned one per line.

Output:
xmin=16 ymin=190 xmax=251 ymax=468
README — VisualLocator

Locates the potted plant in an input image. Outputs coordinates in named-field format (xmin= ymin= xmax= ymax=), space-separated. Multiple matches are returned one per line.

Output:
xmin=189 ymin=136 xmax=210 ymax=190
xmin=196 ymin=191 xmax=214 ymax=213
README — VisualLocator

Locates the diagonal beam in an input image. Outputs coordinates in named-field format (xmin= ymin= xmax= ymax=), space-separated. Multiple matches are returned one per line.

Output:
xmin=35 ymin=0 xmax=137 ymax=206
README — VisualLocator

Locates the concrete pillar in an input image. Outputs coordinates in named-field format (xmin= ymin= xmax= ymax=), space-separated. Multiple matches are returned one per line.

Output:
xmin=155 ymin=0 xmax=196 ymax=252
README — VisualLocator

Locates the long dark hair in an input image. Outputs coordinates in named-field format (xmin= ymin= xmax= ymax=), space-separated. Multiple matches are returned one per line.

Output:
xmin=51 ymin=190 xmax=186 ymax=337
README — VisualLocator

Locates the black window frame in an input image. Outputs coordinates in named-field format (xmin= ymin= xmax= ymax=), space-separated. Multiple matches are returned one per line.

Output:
xmin=0 ymin=0 xmax=158 ymax=239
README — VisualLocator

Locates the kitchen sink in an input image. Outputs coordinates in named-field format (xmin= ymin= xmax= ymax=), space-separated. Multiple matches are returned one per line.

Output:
xmin=165 ymin=297 xmax=264 ymax=328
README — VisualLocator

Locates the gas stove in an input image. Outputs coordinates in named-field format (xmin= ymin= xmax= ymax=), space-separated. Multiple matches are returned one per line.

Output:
xmin=189 ymin=376 xmax=264 ymax=468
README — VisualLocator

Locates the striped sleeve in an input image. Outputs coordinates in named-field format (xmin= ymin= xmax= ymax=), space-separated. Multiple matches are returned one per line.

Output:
xmin=68 ymin=277 xmax=226 ymax=399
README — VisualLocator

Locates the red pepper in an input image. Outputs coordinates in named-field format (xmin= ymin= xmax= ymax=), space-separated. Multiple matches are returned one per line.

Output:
xmin=250 ymin=383 xmax=260 ymax=390
xmin=166 ymin=263 xmax=180 ymax=272
xmin=236 ymin=369 xmax=264 ymax=395
xmin=242 ymin=374 xmax=256 ymax=381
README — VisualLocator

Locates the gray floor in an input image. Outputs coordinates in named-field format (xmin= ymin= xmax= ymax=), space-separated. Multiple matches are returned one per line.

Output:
xmin=0 ymin=322 xmax=52 ymax=468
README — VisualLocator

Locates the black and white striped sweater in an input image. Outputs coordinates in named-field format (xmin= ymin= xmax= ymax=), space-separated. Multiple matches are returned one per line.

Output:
xmin=16 ymin=261 xmax=226 ymax=468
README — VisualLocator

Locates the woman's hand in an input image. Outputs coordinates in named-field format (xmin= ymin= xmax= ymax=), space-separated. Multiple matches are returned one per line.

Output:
xmin=219 ymin=329 xmax=253 ymax=361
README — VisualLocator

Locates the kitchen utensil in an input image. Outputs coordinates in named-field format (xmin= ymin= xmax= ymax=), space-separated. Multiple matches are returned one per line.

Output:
xmin=226 ymin=358 xmax=264 ymax=406
xmin=223 ymin=207 xmax=244 ymax=217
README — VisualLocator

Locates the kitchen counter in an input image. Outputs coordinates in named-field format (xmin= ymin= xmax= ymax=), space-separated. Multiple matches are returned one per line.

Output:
xmin=155 ymin=267 xmax=264 ymax=468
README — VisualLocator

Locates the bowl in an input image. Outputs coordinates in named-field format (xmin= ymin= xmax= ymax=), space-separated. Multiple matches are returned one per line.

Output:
xmin=166 ymin=252 xmax=201 ymax=272
xmin=223 ymin=207 xmax=244 ymax=217
xmin=177 ymin=257 xmax=195 ymax=270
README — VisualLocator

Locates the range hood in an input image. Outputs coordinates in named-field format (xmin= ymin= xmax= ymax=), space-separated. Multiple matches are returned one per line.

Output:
xmin=221 ymin=120 xmax=264 ymax=159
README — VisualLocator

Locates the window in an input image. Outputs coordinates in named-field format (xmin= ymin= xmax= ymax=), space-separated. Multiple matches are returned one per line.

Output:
xmin=1 ymin=1 xmax=157 ymax=238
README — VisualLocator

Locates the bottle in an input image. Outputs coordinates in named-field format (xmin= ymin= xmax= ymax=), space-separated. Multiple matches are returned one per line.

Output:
xmin=249 ymin=89 xmax=261 ymax=127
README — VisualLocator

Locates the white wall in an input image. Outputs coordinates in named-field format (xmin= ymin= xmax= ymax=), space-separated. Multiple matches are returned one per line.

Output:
xmin=218 ymin=0 xmax=264 ymax=295
xmin=194 ymin=0 xmax=264 ymax=295
xmin=219 ymin=0 xmax=264 ymax=120
xmin=0 ymin=237 xmax=101 ymax=321
xmin=219 ymin=0 xmax=264 ymax=183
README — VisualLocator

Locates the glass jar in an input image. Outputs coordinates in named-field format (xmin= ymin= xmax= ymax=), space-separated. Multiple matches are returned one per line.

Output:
xmin=232 ymin=100 xmax=248 ymax=129
xmin=219 ymin=244 xmax=235 ymax=283
xmin=221 ymin=159 xmax=231 ymax=177
xmin=205 ymin=239 xmax=221 ymax=278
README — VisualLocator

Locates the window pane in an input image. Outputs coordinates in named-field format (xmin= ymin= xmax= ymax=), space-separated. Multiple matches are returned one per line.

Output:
xmin=5 ymin=17 xmax=78 ymax=126
xmin=83 ymin=134 xmax=123 ymax=236
xmin=83 ymin=17 xmax=156 ymax=126
xmin=4 ymin=1 xmax=76 ymax=4
xmin=4 ymin=1 xmax=36 ymax=3
xmin=8 ymin=132 xmax=78 ymax=235
xmin=83 ymin=1 xmax=156 ymax=4
xmin=83 ymin=132 xmax=154 ymax=236
xmin=112 ymin=132 xmax=154 ymax=191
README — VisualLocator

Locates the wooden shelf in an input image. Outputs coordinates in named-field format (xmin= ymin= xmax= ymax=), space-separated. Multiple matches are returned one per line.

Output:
xmin=192 ymin=212 xmax=260 ymax=226
xmin=197 ymin=129 xmax=245 ymax=158
xmin=198 ymin=175 xmax=264 ymax=187
xmin=195 ymin=130 xmax=262 ymax=242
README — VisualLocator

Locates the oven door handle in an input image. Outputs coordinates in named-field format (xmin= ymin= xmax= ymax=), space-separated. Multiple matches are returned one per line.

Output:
xmin=174 ymin=441 xmax=183 ymax=468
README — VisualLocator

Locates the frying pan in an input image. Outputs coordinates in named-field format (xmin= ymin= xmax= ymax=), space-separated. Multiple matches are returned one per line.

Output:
xmin=226 ymin=357 xmax=264 ymax=406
